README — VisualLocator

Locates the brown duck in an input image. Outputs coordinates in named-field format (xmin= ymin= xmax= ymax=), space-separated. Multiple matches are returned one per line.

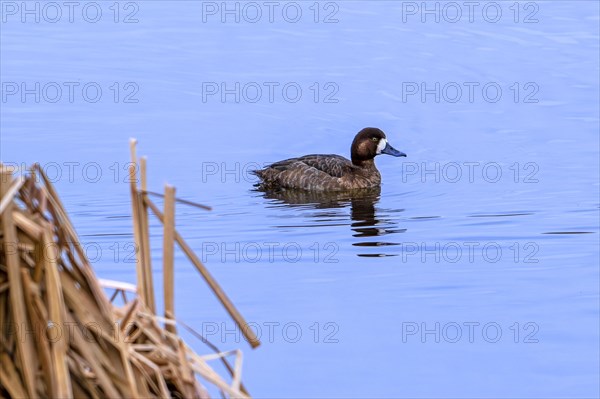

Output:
xmin=253 ymin=127 xmax=406 ymax=191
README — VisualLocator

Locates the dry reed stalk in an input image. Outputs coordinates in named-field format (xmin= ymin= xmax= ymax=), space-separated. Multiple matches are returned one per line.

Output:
xmin=144 ymin=197 xmax=261 ymax=348
xmin=41 ymin=225 xmax=73 ymax=398
xmin=0 ymin=353 xmax=27 ymax=398
xmin=1 ymin=168 xmax=38 ymax=398
xmin=163 ymin=184 xmax=176 ymax=334
xmin=20 ymin=268 xmax=55 ymax=396
xmin=0 ymin=175 xmax=25 ymax=215
xmin=35 ymin=164 xmax=113 ymax=320
xmin=139 ymin=156 xmax=156 ymax=313
xmin=142 ymin=190 xmax=212 ymax=211
xmin=128 ymin=139 xmax=148 ymax=308
xmin=1 ymin=146 xmax=256 ymax=398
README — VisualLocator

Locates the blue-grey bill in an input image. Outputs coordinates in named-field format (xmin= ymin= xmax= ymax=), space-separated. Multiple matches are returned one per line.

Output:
xmin=382 ymin=142 xmax=407 ymax=157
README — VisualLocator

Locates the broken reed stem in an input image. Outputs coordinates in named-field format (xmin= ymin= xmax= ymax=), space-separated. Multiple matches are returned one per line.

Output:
xmin=129 ymin=163 xmax=147 ymax=307
xmin=42 ymin=224 xmax=73 ymax=398
xmin=177 ymin=318 xmax=251 ymax=396
xmin=145 ymin=197 xmax=261 ymax=348
xmin=142 ymin=190 xmax=212 ymax=211
xmin=1 ymin=159 xmax=250 ymax=398
xmin=139 ymin=156 xmax=155 ymax=313
xmin=0 ymin=175 xmax=25 ymax=215
xmin=34 ymin=164 xmax=114 ymax=319
xmin=140 ymin=156 xmax=148 ymax=192
xmin=163 ymin=184 xmax=176 ymax=334
xmin=1 ymin=169 xmax=38 ymax=398
xmin=128 ymin=138 xmax=154 ymax=310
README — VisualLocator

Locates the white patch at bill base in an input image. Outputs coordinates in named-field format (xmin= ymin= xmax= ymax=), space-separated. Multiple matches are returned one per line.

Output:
xmin=376 ymin=138 xmax=387 ymax=154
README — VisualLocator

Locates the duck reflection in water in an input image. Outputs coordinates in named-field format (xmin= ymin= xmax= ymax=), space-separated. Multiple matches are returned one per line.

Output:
xmin=257 ymin=187 xmax=406 ymax=257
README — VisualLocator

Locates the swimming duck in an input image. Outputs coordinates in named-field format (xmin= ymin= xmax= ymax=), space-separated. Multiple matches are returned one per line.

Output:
xmin=253 ymin=127 xmax=406 ymax=191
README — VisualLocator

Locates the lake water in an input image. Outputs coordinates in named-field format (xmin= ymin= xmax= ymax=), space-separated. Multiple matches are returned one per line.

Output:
xmin=2 ymin=1 xmax=599 ymax=397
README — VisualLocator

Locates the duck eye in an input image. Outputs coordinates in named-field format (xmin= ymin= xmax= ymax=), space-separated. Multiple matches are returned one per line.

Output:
xmin=371 ymin=137 xmax=378 ymax=142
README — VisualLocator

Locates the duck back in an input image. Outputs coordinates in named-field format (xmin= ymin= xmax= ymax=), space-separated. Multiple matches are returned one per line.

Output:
xmin=254 ymin=154 xmax=380 ymax=191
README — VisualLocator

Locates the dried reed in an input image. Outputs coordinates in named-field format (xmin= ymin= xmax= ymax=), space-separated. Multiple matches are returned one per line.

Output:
xmin=0 ymin=140 xmax=259 ymax=398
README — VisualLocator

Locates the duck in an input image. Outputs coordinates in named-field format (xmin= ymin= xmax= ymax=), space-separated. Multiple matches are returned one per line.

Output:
xmin=253 ymin=127 xmax=406 ymax=191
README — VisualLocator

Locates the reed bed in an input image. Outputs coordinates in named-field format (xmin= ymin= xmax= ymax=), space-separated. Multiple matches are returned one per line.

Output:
xmin=0 ymin=140 xmax=259 ymax=398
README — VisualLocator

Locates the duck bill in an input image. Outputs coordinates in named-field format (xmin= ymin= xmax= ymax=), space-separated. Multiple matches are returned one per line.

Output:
xmin=381 ymin=142 xmax=406 ymax=157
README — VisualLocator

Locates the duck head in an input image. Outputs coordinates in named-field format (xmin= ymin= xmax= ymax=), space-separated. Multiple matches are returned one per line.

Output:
xmin=351 ymin=127 xmax=406 ymax=166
